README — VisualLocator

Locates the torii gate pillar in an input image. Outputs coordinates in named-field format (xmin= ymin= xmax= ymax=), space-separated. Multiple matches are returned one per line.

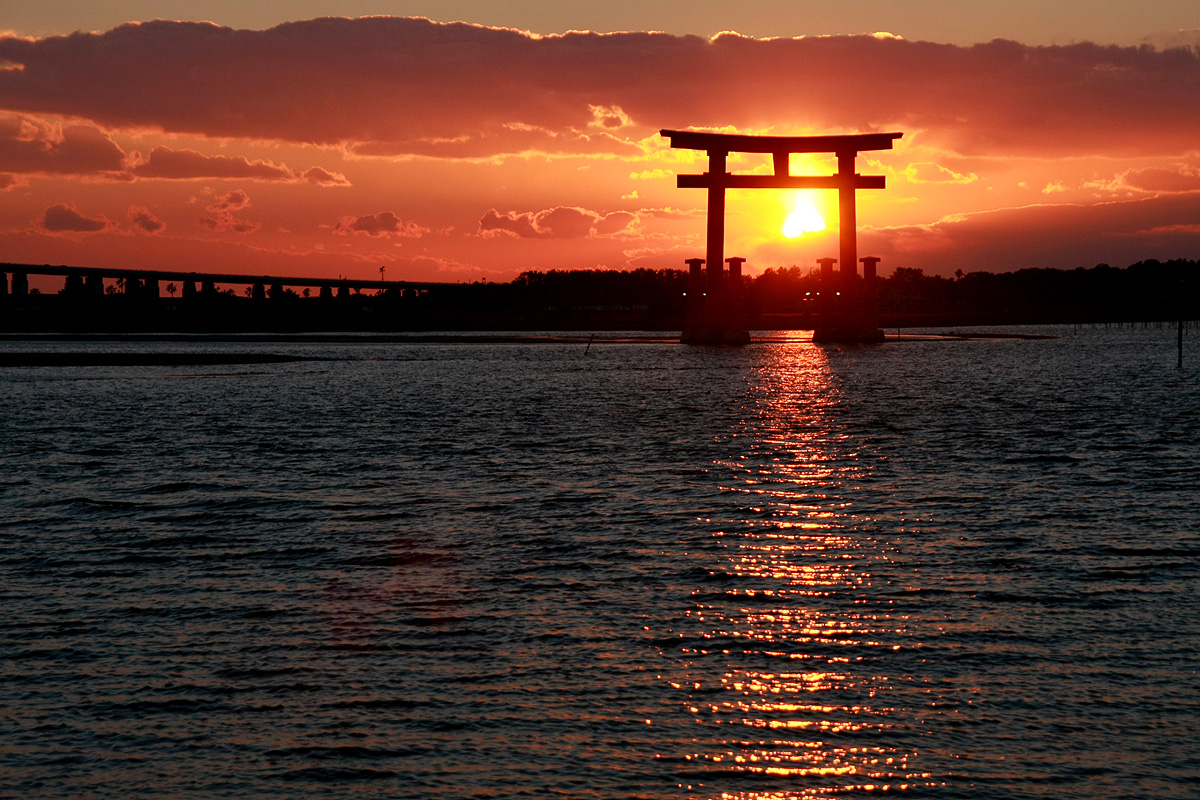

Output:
xmin=838 ymin=150 xmax=858 ymax=286
xmin=662 ymin=128 xmax=901 ymax=344
xmin=706 ymin=150 xmax=727 ymax=290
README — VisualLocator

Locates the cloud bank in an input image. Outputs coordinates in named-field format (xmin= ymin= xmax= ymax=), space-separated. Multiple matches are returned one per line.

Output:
xmin=0 ymin=18 xmax=1197 ymax=159
xmin=862 ymin=193 xmax=1200 ymax=271
xmin=0 ymin=114 xmax=348 ymax=183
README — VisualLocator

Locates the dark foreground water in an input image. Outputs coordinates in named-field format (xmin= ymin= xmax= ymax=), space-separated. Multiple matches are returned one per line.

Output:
xmin=2 ymin=326 xmax=1198 ymax=799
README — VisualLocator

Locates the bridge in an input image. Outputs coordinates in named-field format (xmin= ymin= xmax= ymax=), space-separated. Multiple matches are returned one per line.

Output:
xmin=0 ymin=262 xmax=463 ymax=333
xmin=0 ymin=263 xmax=446 ymax=301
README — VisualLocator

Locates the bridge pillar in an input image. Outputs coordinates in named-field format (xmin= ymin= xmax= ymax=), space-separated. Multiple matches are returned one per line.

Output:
xmin=12 ymin=271 xmax=28 ymax=297
xmin=251 ymin=282 xmax=266 ymax=302
xmin=1 ymin=271 xmax=8 ymax=297
xmin=319 ymin=285 xmax=333 ymax=301
xmin=201 ymin=280 xmax=217 ymax=298
xmin=125 ymin=277 xmax=141 ymax=297
xmin=269 ymin=282 xmax=283 ymax=301
xmin=86 ymin=275 xmax=103 ymax=296
xmin=143 ymin=278 xmax=159 ymax=299
xmin=337 ymin=285 xmax=350 ymax=300
xmin=65 ymin=274 xmax=86 ymax=296
xmin=182 ymin=281 xmax=196 ymax=300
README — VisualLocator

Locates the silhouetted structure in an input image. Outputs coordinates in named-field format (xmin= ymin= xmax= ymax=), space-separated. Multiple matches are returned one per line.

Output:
xmin=0 ymin=263 xmax=439 ymax=299
xmin=662 ymin=128 xmax=901 ymax=343
xmin=0 ymin=263 xmax=449 ymax=332
xmin=3 ymin=260 xmax=1195 ymax=334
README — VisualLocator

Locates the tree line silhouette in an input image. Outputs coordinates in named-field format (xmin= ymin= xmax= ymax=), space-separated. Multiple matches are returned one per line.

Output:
xmin=432 ymin=259 xmax=1199 ymax=328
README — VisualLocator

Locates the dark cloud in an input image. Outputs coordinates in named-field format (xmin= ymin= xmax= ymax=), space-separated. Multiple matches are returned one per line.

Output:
xmin=480 ymin=206 xmax=638 ymax=238
xmin=592 ymin=210 xmax=638 ymax=235
xmin=42 ymin=203 xmax=110 ymax=232
xmin=132 ymin=146 xmax=350 ymax=184
xmin=301 ymin=166 xmax=350 ymax=186
xmin=0 ymin=115 xmax=351 ymax=185
xmin=1120 ymin=166 xmax=1200 ymax=193
xmin=128 ymin=205 xmax=165 ymax=233
xmin=133 ymin=147 xmax=292 ymax=180
xmin=860 ymin=193 xmax=1200 ymax=274
xmin=332 ymin=211 xmax=428 ymax=237
xmin=1 ymin=19 xmax=1197 ymax=158
xmin=1142 ymin=28 xmax=1200 ymax=52
xmin=208 ymin=189 xmax=250 ymax=212
xmin=0 ymin=114 xmax=126 ymax=175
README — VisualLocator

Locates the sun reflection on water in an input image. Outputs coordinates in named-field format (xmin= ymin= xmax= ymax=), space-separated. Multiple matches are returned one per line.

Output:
xmin=670 ymin=343 xmax=932 ymax=797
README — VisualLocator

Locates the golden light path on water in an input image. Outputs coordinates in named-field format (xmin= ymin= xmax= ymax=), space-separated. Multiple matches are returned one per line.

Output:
xmin=672 ymin=343 xmax=933 ymax=798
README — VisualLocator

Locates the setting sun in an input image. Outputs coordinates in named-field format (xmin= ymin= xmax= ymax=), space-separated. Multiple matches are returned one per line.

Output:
xmin=783 ymin=194 xmax=826 ymax=238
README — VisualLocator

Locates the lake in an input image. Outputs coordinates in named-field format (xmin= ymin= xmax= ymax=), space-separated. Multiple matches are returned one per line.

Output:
xmin=2 ymin=325 xmax=1198 ymax=798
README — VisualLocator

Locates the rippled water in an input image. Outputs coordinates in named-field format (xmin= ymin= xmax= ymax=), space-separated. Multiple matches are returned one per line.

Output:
xmin=2 ymin=327 xmax=1198 ymax=799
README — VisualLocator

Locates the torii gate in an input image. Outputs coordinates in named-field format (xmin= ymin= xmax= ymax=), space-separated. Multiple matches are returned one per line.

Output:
xmin=661 ymin=129 xmax=902 ymax=343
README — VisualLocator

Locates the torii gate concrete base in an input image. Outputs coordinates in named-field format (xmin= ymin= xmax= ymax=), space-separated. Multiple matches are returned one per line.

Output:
xmin=681 ymin=256 xmax=752 ymax=345
xmin=662 ymin=128 xmax=902 ymax=344
xmin=813 ymin=326 xmax=885 ymax=344
xmin=811 ymin=255 xmax=886 ymax=343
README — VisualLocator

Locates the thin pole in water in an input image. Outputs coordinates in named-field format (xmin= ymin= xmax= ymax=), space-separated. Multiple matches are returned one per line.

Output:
xmin=1179 ymin=319 xmax=1184 ymax=369
xmin=584 ymin=333 xmax=595 ymax=355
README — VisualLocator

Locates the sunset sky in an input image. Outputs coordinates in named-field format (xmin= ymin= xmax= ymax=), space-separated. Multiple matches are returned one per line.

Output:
xmin=2 ymin=2 xmax=1198 ymax=285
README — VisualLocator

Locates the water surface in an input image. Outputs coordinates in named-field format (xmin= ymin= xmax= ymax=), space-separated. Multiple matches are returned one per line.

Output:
xmin=2 ymin=326 xmax=1197 ymax=798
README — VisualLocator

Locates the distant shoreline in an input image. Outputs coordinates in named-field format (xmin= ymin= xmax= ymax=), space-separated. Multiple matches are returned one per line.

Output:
xmin=0 ymin=352 xmax=325 ymax=367
xmin=0 ymin=332 xmax=670 ymax=345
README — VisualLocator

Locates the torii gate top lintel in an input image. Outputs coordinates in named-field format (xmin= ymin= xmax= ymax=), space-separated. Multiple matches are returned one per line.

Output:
xmin=659 ymin=129 xmax=902 ymax=156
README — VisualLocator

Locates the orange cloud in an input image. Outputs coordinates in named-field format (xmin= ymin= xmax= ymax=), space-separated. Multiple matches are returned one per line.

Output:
xmin=42 ymin=202 xmax=110 ymax=232
xmin=903 ymin=162 xmax=979 ymax=184
xmin=479 ymin=206 xmax=638 ymax=239
xmin=200 ymin=189 xmax=258 ymax=233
